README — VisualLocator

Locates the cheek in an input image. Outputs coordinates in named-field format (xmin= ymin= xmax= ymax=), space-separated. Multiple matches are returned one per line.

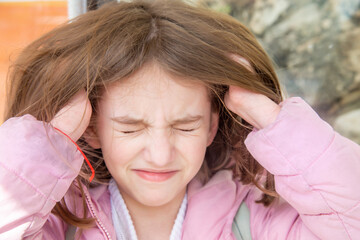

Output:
xmin=97 ymin=124 xmax=143 ymax=168
xmin=101 ymin=137 xmax=142 ymax=167
xmin=176 ymin=132 xmax=209 ymax=168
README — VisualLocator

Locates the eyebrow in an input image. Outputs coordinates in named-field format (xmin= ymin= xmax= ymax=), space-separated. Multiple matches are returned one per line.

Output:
xmin=111 ymin=116 xmax=144 ymax=125
xmin=111 ymin=115 xmax=203 ymax=125
xmin=171 ymin=115 xmax=203 ymax=125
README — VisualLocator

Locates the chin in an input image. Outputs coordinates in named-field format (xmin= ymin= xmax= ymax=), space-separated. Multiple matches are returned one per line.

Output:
xmin=135 ymin=189 xmax=182 ymax=207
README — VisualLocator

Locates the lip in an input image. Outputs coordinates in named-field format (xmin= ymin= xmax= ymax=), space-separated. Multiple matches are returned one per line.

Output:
xmin=132 ymin=169 xmax=178 ymax=182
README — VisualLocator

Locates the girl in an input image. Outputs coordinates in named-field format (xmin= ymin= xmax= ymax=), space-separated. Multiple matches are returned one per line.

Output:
xmin=1 ymin=0 xmax=359 ymax=239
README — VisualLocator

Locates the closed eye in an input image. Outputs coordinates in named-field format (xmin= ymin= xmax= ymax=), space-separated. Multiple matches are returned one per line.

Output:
xmin=121 ymin=130 xmax=138 ymax=134
xmin=175 ymin=128 xmax=196 ymax=132
xmin=118 ymin=129 xmax=143 ymax=134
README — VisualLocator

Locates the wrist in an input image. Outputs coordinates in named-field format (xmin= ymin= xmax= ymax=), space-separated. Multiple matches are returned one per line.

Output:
xmin=53 ymin=127 xmax=95 ymax=182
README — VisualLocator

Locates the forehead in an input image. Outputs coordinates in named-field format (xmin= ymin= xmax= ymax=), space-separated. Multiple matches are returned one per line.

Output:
xmin=99 ymin=62 xmax=211 ymax=117
xmin=118 ymin=63 xmax=206 ymax=95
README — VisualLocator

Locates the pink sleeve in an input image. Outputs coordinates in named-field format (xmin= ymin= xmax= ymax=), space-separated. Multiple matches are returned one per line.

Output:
xmin=244 ymin=97 xmax=360 ymax=239
xmin=0 ymin=115 xmax=84 ymax=239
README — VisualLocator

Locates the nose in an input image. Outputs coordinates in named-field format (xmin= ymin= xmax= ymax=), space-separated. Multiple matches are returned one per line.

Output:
xmin=145 ymin=129 xmax=174 ymax=167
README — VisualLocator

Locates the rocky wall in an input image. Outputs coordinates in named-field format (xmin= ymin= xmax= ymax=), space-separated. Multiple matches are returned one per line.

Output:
xmin=203 ymin=0 xmax=360 ymax=143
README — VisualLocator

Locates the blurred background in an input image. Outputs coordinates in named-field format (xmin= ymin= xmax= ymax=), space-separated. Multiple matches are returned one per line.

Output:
xmin=1 ymin=0 xmax=359 ymax=143
xmin=0 ymin=0 xmax=68 ymax=122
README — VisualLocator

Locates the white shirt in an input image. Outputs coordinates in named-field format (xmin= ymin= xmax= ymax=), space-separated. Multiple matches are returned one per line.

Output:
xmin=108 ymin=178 xmax=187 ymax=240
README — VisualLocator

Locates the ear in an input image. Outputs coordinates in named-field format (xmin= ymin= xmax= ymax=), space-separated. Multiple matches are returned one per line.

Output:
xmin=207 ymin=111 xmax=219 ymax=146
xmin=83 ymin=126 xmax=101 ymax=149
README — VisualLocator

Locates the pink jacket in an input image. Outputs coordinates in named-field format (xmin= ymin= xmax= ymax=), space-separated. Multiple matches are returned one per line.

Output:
xmin=0 ymin=97 xmax=359 ymax=239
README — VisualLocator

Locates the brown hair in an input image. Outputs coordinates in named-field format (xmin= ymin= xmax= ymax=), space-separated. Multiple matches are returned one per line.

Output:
xmin=5 ymin=0 xmax=282 ymax=228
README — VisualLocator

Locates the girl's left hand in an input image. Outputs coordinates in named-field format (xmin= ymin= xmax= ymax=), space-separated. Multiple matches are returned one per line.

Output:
xmin=224 ymin=86 xmax=281 ymax=129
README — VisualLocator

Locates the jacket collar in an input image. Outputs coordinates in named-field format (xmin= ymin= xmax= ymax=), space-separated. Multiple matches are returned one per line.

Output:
xmin=77 ymin=170 xmax=248 ymax=240
xmin=182 ymin=170 xmax=250 ymax=240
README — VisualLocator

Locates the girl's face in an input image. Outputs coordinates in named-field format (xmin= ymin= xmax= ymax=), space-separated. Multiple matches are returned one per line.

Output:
xmin=88 ymin=62 xmax=218 ymax=207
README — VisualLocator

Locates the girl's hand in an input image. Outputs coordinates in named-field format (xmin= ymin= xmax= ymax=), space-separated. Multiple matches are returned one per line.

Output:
xmin=224 ymin=86 xmax=281 ymax=129
xmin=50 ymin=89 xmax=92 ymax=141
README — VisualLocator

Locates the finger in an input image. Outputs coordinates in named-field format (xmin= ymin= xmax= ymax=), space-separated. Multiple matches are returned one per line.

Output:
xmin=228 ymin=54 xmax=254 ymax=72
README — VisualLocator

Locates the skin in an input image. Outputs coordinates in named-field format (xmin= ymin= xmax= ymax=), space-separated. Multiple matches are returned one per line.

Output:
xmin=50 ymin=59 xmax=280 ymax=239
xmin=51 ymin=89 xmax=92 ymax=141
xmin=224 ymin=86 xmax=281 ymax=130
xmin=88 ymin=62 xmax=219 ymax=239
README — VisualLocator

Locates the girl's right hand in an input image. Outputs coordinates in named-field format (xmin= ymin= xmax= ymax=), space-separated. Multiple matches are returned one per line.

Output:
xmin=50 ymin=89 xmax=92 ymax=142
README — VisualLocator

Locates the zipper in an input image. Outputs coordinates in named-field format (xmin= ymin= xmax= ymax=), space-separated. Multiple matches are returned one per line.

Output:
xmin=84 ymin=188 xmax=112 ymax=240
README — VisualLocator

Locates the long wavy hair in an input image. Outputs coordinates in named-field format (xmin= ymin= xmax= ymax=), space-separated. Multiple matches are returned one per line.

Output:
xmin=5 ymin=0 xmax=282 ymax=228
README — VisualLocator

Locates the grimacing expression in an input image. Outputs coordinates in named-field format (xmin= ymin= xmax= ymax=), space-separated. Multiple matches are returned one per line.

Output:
xmin=87 ymin=62 xmax=219 ymax=207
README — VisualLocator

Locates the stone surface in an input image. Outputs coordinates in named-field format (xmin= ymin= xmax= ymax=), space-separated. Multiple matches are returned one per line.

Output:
xmin=203 ymin=0 xmax=360 ymax=143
